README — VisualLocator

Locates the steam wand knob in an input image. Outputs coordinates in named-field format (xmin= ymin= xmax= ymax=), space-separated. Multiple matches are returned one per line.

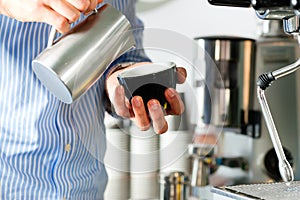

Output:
xmin=257 ymin=72 xmax=275 ymax=90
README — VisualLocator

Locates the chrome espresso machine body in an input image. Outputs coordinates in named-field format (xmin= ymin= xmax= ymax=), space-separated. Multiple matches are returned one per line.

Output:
xmin=206 ymin=0 xmax=300 ymax=182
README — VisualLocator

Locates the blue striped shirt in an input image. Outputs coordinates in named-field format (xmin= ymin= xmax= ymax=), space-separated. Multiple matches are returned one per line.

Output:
xmin=0 ymin=0 xmax=149 ymax=199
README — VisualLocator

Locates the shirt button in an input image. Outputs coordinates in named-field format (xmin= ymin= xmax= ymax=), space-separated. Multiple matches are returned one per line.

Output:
xmin=65 ymin=144 xmax=71 ymax=152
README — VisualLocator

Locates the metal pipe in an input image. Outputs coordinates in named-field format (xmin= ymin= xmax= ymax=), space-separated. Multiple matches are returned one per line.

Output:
xmin=257 ymin=87 xmax=294 ymax=182
xmin=272 ymin=57 xmax=300 ymax=79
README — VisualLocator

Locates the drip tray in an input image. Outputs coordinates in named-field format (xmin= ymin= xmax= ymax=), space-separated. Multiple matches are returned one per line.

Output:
xmin=211 ymin=181 xmax=300 ymax=200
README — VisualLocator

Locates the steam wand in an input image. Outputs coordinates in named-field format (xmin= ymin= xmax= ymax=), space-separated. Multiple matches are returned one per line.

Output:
xmin=257 ymin=57 xmax=300 ymax=182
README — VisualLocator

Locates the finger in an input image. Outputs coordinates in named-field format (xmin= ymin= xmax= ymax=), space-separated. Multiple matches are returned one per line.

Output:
xmin=148 ymin=100 xmax=168 ymax=134
xmin=38 ymin=7 xmax=71 ymax=33
xmin=176 ymin=67 xmax=187 ymax=84
xmin=45 ymin=0 xmax=81 ymax=23
xmin=112 ymin=85 xmax=131 ymax=118
xmin=165 ymin=88 xmax=185 ymax=115
xmin=84 ymin=0 xmax=98 ymax=15
xmin=65 ymin=0 xmax=91 ymax=12
xmin=131 ymin=96 xmax=151 ymax=131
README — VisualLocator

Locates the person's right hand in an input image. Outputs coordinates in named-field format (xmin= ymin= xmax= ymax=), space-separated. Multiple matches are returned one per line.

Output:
xmin=0 ymin=0 xmax=103 ymax=33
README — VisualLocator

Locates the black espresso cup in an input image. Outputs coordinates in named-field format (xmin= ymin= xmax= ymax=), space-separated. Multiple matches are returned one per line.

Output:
xmin=117 ymin=62 xmax=177 ymax=111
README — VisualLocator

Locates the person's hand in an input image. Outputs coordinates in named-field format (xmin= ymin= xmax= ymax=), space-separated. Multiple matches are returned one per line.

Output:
xmin=0 ymin=0 xmax=103 ymax=33
xmin=106 ymin=62 xmax=187 ymax=134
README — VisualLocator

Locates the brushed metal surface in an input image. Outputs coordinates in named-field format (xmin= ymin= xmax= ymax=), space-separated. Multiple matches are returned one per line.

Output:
xmin=32 ymin=4 xmax=135 ymax=103
xmin=212 ymin=181 xmax=300 ymax=200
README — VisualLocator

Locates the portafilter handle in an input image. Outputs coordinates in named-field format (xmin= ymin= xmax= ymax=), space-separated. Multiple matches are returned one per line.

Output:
xmin=208 ymin=0 xmax=294 ymax=9
xmin=208 ymin=0 xmax=251 ymax=7
xmin=208 ymin=0 xmax=300 ymax=34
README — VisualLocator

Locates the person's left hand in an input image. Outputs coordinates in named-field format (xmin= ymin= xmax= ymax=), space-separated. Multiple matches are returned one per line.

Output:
xmin=105 ymin=62 xmax=187 ymax=134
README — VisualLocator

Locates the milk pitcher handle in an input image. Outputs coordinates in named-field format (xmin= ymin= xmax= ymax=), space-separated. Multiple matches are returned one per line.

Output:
xmin=47 ymin=9 xmax=98 ymax=48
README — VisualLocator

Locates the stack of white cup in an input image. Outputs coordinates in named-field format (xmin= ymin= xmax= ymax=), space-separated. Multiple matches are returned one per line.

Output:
xmin=159 ymin=104 xmax=194 ymax=174
xmin=159 ymin=130 xmax=193 ymax=175
xmin=104 ymin=119 xmax=131 ymax=200
xmin=129 ymin=124 xmax=160 ymax=200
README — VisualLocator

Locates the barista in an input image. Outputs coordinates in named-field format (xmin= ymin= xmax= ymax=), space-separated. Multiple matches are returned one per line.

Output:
xmin=0 ymin=0 xmax=186 ymax=199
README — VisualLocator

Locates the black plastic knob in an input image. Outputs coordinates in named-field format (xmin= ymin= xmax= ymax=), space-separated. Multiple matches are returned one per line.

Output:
xmin=257 ymin=72 xmax=275 ymax=90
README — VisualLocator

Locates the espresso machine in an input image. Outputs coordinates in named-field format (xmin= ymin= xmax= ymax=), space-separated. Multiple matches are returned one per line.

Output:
xmin=204 ymin=0 xmax=300 ymax=184
xmin=191 ymin=0 xmax=300 ymax=187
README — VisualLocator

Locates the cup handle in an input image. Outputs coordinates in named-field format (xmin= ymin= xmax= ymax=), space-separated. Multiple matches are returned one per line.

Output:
xmin=46 ymin=8 xmax=99 ymax=48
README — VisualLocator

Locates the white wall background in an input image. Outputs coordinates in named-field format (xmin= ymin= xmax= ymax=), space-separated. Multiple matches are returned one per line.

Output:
xmin=136 ymin=0 xmax=260 ymax=39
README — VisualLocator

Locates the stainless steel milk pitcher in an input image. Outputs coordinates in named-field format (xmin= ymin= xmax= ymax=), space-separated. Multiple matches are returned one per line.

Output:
xmin=32 ymin=4 xmax=136 ymax=104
